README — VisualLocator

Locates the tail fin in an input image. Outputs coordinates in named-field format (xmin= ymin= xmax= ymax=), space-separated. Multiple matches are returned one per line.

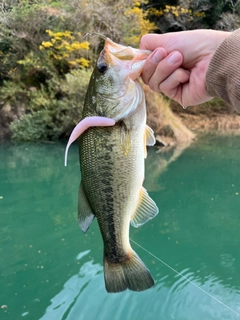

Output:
xmin=104 ymin=250 xmax=154 ymax=293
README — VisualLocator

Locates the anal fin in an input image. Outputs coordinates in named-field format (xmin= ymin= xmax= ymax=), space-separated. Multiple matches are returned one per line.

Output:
xmin=131 ymin=187 xmax=159 ymax=228
xmin=78 ymin=182 xmax=95 ymax=233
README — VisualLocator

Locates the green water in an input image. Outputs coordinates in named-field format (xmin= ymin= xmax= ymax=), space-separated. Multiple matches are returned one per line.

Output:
xmin=1 ymin=135 xmax=240 ymax=320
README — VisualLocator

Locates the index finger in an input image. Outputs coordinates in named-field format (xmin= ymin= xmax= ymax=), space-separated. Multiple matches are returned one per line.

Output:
xmin=140 ymin=34 xmax=176 ymax=53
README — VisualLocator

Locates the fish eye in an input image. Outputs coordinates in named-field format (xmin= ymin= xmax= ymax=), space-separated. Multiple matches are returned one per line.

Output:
xmin=97 ymin=62 xmax=108 ymax=75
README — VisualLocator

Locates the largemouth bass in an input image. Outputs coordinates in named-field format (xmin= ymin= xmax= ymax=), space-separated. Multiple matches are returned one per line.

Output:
xmin=65 ymin=38 xmax=159 ymax=293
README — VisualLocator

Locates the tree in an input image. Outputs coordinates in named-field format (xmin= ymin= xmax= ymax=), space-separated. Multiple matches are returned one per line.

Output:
xmin=147 ymin=0 xmax=210 ymax=32
xmin=0 ymin=0 xmax=156 ymax=140
xmin=215 ymin=0 xmax=240 ymax=30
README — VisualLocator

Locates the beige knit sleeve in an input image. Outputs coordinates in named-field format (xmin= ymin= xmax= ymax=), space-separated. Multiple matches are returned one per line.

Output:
xmin=206 ymin=28 xmax=240 ymax=112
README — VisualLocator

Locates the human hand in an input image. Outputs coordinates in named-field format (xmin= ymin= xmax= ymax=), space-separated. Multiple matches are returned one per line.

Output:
xmin=140 ymin=30 xmax=230 ymax=106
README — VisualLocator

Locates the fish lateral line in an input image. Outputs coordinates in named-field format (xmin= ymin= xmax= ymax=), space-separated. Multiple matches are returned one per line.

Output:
xmin=64 ymin=116 xmax=115 ymax=167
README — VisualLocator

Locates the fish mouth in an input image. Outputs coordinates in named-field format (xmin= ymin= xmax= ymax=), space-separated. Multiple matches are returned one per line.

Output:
xmin=100 ymin=38 xmax=151 ymax=80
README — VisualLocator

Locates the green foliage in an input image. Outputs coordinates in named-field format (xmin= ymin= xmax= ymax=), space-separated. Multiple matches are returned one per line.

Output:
xmin=147 ymin=0 xmax=240 ymax=31
xmin=39 ymin=30 xmax=90 ymax=71
xmin=9 ymin=69 xmax=91 ymax=140
xmin=215 ymin=0 xmax=240 ymax=30
xmin=1 ymin=0 xmax=239 ymax=141
xmin=0 ymin=0 xmax=156 ymax=141
xmin=0 ymin=1 xmax=58 ymax=80
xmin=10 ymin=111 xmax=53 ymax=141
xmin=148 ymin=0 xmax=211 ymax=31
xmin=123 ymin=1 xmax=156 ymax=46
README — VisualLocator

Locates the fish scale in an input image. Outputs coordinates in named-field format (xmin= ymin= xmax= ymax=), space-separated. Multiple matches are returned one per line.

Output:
xmin=80 ymin=125 xmax=143 ymax=235
xmin=65 ymin=37 xmax=159 ymax=292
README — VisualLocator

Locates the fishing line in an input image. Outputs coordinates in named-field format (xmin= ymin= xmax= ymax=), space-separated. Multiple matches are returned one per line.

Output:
xmin=130 ymin=238 xmax=240 ymax=318
xmin=83 ymin=33 xmax=92 ymax=70
xmin=83 ymin=32 xmax=106 ymax=40
xmin=83 ymin=32 xmax=106 ymax=71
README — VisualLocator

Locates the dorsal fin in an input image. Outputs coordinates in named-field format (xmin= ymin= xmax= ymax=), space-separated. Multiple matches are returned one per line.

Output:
xmin=131 ymin=187 xmax=159 ymax=228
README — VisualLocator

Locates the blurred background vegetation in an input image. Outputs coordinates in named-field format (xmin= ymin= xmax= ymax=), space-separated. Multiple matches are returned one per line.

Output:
xmin=0 ymin=0 xmax=240 ymax=141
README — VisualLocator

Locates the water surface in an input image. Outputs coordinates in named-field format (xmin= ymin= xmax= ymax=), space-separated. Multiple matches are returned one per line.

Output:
xmin=1 ymin=135 xmax=240 ymax=320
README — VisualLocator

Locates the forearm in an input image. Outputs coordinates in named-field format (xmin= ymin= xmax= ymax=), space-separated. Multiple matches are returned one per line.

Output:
xmin=206 ymin=28 xmax=240 ymax=112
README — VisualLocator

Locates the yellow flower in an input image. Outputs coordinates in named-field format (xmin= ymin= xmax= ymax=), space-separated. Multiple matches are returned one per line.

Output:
xmin=65 ymin=45 xmax=74 ymax=51
xmin=52 ymin=31 xmax=73 ymax=39
xmin=41 ymin=41 xmax=53 ymax=48
xmin=68 ymin=60 xmax=77 ymax=66
xmin=53 ymin=37 xmax=62 ymax=41
xmin=76 ymin=58 xmax=89 ymax=67
xmin=50 ymin=53 xmax=62 ymax=60
xmin=71 ymin=41 xmax=90 ymax=51
xmin=46 ymin=30 xmax=53 ymax=37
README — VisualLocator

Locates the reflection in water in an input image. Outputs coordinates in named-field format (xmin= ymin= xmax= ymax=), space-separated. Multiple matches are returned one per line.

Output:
xmin=145 ymin=141 xmax=192 ymax=192
xmin=40 ymin=250 xmax=240 ymax=320
xmin=1 ymin=136 xmax=240 ymax=320
xmin=39 ymin=250 xmax=100 ymax=320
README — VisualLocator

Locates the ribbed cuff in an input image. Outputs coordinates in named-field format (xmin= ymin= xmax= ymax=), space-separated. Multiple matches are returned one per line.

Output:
xmin=206 ymin=28 xmax=240 ymax=111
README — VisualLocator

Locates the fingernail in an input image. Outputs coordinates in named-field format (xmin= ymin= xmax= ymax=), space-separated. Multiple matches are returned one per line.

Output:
xmin=151 ymin=49 xmax=164 ymax=64
xmin=168 ymin=52 xmax=181 ymax=65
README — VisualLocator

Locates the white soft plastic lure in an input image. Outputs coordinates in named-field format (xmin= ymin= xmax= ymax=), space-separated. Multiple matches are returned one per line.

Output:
xmin=64 ymin=116 xmax=115 ymax=166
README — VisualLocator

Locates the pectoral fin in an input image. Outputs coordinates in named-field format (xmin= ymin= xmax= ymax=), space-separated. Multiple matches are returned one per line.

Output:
xmin=145 ymin=125 xmax=156 ymax=146
xmin=121 ymin=122 xmax=131 ymax=156
xmin=78 ymin=182 xmax=95 ymax=233
xmin=131 ymin=187 xmax=159 ymax=228
xmin=144 ymin=125 xmax=156 ymax=158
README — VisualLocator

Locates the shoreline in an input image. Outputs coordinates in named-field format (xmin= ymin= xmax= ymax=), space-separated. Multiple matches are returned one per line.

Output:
xmin=175 ymin=113 xmax=240 ymax=135
xmin=2 ymin=92 xmax=240 ymax=141
xmin=170 ymin=97 xmax=240 ymax=135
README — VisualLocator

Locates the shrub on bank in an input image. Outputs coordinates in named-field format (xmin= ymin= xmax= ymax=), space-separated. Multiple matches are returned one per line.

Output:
xmin=1 ymin=0 xmax=239 ymax=140
xmin=0 ymin=0 xmax=154 ymax=140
